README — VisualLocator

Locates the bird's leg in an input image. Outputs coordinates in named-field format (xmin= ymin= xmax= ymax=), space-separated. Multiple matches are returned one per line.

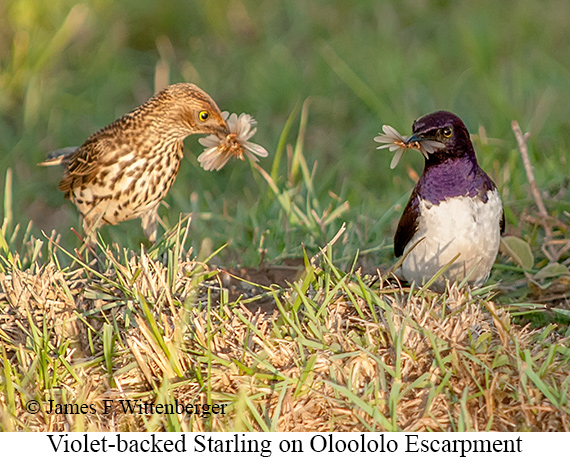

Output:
xmin=75 ymin=214 xmax=103 ymax=270
xmin=82 ymin=215 xmax=100 ymax=249
xmin=78 ymin=200 xmax=109 ymax=249
xmin=141 ymin=207 xmax=159 ymax=243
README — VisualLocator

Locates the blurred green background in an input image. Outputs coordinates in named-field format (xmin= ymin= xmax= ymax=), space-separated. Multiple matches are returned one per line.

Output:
xmin=1 ymin=0 xmax=569 ymax=266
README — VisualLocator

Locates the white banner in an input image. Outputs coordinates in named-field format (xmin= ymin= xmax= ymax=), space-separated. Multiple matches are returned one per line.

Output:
xmin=0 ymin=432 xmax=566 ymax=455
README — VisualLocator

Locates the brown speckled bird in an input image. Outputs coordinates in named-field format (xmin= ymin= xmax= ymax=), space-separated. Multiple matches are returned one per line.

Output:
xmin=41 ymin=83 xmax=229 ymax=243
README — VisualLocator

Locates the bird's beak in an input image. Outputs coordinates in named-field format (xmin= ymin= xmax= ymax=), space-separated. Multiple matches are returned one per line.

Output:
xmin=405 ymin=133 xmax=424 ymax=145
xmin=215 ymin=121 xmax=230 ymax=137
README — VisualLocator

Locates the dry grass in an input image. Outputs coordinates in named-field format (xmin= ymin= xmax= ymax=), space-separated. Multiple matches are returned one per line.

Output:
xmin=1 ymin=238 xmax=569 ymax=432
xmin=0 ymin=115 xmax=569 ymax=432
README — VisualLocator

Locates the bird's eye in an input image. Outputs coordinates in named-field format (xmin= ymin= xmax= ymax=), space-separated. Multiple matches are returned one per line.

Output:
xmin=199 ymin=111 xmax=209 ymax=121
xmin=442 ymin=127 xmax=453 ymax=138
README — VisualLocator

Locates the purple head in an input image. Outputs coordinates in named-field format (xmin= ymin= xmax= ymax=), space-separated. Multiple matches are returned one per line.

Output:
xmin=407 ymin=111 xmax=495 ymax=204
xmin=407 ymin=110 xmax=476 ymax=165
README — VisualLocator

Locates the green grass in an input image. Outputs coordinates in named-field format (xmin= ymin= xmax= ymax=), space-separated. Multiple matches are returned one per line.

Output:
xmin=0 ymin=0 xmax=569 ymax=431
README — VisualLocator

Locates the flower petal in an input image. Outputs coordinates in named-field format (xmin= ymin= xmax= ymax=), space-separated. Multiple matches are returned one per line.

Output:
xmin=382 ymin=124 xmax=403 ymax=139
xmin=243 ymin=141 xmax=268 ymax=157
xmin=375 ymin=143 xmax=394 ymax=150
xmin=198 ymin=146 xmax=233 ymax=171
xmin=419 ymin=139 xmax=445 ymax=155
xmin=390 ymin=147 xmax=406 ymax=169
xmin=243 ymin=149 xmax=261 ymax=163
xmin=198 ymin=136 xmax=221 ymax=148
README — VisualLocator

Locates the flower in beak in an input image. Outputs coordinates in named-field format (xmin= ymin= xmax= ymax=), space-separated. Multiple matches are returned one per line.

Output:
xmin=198 ymin=112 xmax=268 ymax=171
xmin=374 ymin=124 xmax=444 ymax=169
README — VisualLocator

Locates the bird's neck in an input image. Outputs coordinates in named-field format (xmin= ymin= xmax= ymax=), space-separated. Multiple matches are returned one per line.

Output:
xmin=123 ymin=97 xmax=191 ymax=142
xmin=418 ymin=154 xmax=486 ymax=204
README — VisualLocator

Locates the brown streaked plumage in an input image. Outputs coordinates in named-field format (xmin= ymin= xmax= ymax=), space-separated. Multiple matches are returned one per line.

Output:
xmin=41 ymin=83 xmax=229 ymax=243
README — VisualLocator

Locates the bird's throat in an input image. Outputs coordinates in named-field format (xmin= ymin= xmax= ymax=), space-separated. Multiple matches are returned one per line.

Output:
xmin=418 ymin=156 xmax=484 ymax=204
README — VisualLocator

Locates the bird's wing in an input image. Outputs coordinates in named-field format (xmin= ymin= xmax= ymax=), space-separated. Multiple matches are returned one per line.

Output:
xmin=394 ymin=189 xmax=421 ymax=258
xmin=478 ymin=171 xmax=505 ymax=235
xmin=57 ymin=136 xmax=118 ymax=195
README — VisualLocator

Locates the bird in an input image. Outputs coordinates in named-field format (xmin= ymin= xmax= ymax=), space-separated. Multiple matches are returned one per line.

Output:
xmin=393 ymin=110 xmax=504 ymax=292
xmin=40 ymin=83 xmax=229 ymax=244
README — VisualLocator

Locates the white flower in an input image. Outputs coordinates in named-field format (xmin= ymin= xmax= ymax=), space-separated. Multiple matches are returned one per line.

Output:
xmin=374 ymin=124 xmax=444 ymax=169
xmin=198 ymin=112 xmax=269 ymax=171
xmin=374 ymin=125 xmax=410 ymax=169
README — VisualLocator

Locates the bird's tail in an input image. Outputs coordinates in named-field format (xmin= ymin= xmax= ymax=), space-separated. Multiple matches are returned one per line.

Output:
xmin=38 ymin=146 xmax=78 ymax=166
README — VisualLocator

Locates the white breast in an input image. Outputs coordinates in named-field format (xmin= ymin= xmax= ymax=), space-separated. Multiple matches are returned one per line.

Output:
xmin=400 ymin=189 xmax=503 ymax=292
